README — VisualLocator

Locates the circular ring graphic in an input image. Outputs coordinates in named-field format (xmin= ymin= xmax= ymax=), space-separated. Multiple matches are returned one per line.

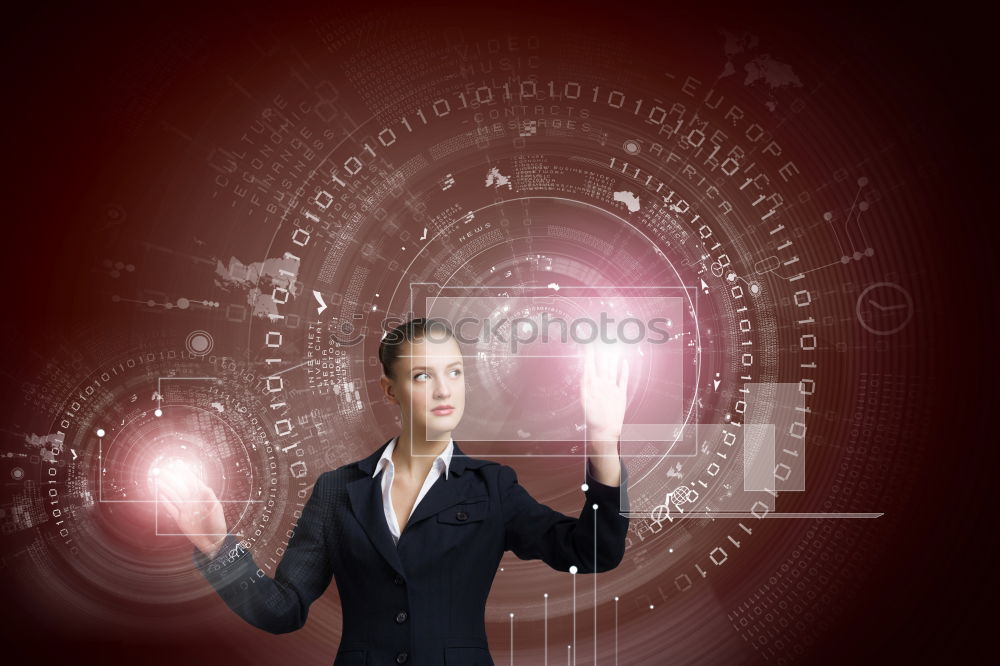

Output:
xmin=855 ymin=282 xmax=914 ymax=335
xmin=184 ymin=330 xmax=214 ymax=356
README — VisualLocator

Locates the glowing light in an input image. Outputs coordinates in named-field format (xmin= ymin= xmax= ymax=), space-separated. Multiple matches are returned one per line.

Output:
xmin=148 ymin=453 xmax=208 ymax=500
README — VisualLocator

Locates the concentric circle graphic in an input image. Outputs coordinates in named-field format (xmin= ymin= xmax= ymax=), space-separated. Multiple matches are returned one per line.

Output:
xmin=184 ymin=329 xmax=214 ymax=356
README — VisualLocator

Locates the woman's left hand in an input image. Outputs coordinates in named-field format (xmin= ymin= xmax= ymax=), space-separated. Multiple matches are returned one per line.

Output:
xmin=581 ymin=341 xmax=629 ymax=455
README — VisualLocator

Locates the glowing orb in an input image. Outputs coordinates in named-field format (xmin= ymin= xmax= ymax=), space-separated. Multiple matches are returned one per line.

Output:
xmin=147 ymin=454 xmax=207 ymax=498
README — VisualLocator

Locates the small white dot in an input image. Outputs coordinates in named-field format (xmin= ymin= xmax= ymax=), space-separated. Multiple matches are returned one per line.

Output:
xmin=592 ymin=503 xmax=598 ymax=510
xmin=544 ymin=593 xmax=549 ymax=598
xmin=95 ymin=428 xmax=105 ymax=438
xmin=510 ymin=612 xmax=514 ymax=617
xmin=569 ymin=565 xmax=578 ymax=574
xmin=614 ymin=596 xmax=619 ymax=601
xmin=581 ymin=483 xmax=589 ymax=492
xmin=649 ymin=604 xmax=654 ymax=609
xmin=154 ymin=408 xmax=163 ymax=417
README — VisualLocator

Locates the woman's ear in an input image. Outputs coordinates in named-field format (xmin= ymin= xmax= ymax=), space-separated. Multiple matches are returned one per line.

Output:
xmin=380 ymin=375 xmax=399 ymax=405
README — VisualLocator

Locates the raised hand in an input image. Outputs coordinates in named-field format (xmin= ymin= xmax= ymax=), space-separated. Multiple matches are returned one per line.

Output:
xmin=581 ymin=341 xmax=629 ymax=456
xmin=156 ymin=463 xmax=229 ymax=558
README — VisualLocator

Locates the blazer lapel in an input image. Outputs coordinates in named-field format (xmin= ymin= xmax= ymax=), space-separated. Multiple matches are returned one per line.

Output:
xmin=346 ymin=439 xmax=406 ymax=578
xmin=346 ymin=439 xmax=487 ymax=572
xmin=402 ymin=440 xmax=480 ymax=531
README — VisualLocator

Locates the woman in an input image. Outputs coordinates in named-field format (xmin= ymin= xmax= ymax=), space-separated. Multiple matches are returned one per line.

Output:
xmin=158 ymin=317 xmax=631 ymax=666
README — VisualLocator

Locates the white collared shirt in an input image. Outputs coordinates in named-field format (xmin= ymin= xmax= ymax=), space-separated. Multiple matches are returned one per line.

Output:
xmin=373 ymin=435 xmax=454 ymax=545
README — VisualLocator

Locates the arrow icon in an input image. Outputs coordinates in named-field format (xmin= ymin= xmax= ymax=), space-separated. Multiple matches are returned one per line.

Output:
xmin=313 ymin=290 xmax=327 ymax=315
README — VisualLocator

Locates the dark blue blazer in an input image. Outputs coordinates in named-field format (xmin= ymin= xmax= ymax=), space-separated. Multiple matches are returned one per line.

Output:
xmin=193 ymin=438 xmax=630 ymax=666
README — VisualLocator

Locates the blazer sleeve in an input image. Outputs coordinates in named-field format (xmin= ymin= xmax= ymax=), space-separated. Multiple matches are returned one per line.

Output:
xmin=190 ymin=471 xmax=334 ymax=634
xmin=500 ymin=458 xmax=630 ymax=573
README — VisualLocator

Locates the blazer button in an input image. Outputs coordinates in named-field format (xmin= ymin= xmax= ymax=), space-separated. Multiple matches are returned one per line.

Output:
xmin=395 ymin=610 xmax=408 ymax=623
xmin=393 ymin=574 xmax=405 ymax=585
xmin=395 ymin=652 xmax=409 ymax=664
xmin=455 ymin=510 xmax=468 ymax=521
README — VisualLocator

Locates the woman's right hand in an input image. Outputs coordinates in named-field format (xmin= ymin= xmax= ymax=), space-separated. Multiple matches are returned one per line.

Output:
xmin=156 ymin=464 xmax=229 ymax=559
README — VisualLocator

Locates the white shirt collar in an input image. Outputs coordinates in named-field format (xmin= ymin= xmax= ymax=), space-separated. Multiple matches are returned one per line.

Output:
xmin=373 ymin=436 xmax=454 ymax=480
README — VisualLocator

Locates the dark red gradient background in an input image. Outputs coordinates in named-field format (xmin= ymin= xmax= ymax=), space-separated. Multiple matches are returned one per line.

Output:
xmin=1 ymin=2 xmax=993 ymax=664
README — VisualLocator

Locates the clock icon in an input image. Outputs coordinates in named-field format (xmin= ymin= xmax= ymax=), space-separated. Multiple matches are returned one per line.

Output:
xmin=856 ymin=282 xmax=914 ymax=335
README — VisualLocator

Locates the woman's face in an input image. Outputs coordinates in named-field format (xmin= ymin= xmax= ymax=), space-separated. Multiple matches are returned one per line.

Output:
xmin=381 ymin=334 xmax=465 ymax=440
